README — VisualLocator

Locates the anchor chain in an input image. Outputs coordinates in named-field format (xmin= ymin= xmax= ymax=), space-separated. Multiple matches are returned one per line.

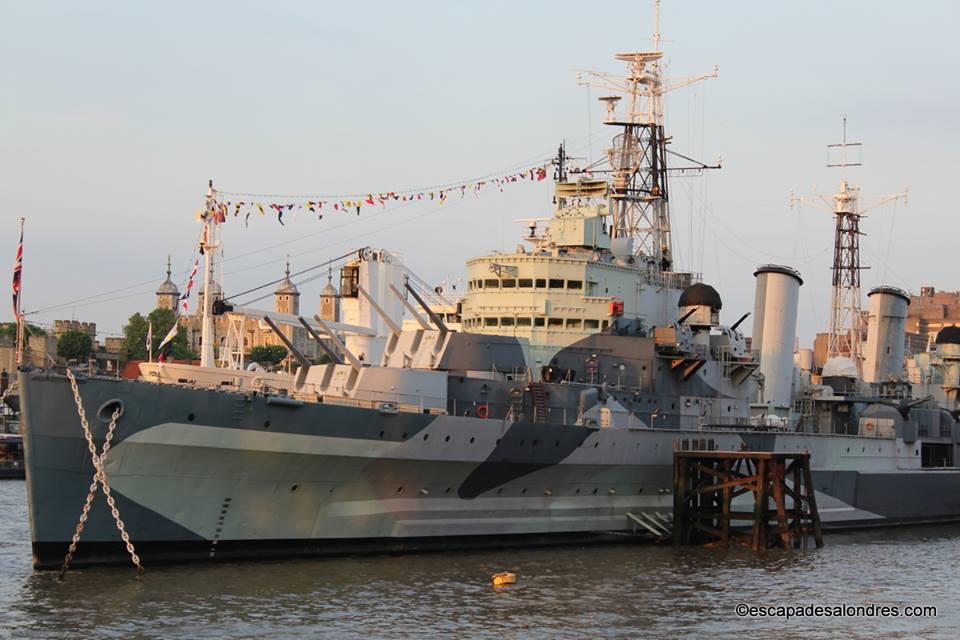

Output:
xmin=59 ymin=368 xmax=143 ymax=579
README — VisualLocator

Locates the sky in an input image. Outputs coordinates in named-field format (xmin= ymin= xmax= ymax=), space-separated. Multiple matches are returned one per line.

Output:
xmin=1 ymin=0 xmax=958 ymax=347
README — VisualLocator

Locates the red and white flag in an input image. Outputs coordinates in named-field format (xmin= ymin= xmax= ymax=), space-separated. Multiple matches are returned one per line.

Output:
xmin=11 ymin=220 xmax=23 ymax=320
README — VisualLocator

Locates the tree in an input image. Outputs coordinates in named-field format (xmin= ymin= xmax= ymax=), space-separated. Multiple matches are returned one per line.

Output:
xmin=249 ymin=344 xmax=288 ymax=365
xmin=0 ymin=322 xmax=45 ymax=338
xmin=122 ymin=307 xmax=193 ymax=361
xmin=57 ymin=330 xmax=93 ymax=361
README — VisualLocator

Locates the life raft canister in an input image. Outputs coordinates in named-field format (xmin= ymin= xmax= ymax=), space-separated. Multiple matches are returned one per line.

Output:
xmin=476 ymin=403 xmax=490 ymax=419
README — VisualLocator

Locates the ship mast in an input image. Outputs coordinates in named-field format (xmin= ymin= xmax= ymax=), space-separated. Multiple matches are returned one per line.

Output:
xmin=200 ymin=179 xmax=220 ymax=368
xmin=791 ymin=118 xmax=907 ymax=372
xmin=577 ymin=0 xmax=717 ymax=270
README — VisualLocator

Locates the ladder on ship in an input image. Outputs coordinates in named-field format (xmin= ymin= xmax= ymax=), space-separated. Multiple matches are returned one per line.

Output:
xmin=529 ymin=382 xmax=548 ymax=423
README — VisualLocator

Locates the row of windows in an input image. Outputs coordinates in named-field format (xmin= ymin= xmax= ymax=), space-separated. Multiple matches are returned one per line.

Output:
xmin=469 ymin=278 xmax=583 ymax=291
xmin=463 ymin=317 xmax=609 ymax=330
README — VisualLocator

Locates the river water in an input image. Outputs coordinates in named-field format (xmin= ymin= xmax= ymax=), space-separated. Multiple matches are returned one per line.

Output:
xmin=1 ymin=480 xmax=957 ymax=639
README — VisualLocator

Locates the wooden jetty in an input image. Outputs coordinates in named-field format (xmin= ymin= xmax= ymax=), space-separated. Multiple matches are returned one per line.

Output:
xmin=673 ymin=451 xmax=823 ymax=550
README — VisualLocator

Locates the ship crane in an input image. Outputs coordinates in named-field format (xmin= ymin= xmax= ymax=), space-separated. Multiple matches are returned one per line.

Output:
xmin=790 ymin=118 xmax=907 ymax=374
xmin=575 ymin=0 xmax=717 ymax=271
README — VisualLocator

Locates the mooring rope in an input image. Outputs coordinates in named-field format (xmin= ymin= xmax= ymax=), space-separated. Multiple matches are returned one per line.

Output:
xmin=58 ymin=368 xmax=143 ymax=579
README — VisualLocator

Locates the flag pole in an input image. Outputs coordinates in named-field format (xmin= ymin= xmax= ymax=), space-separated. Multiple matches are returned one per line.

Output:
xmin=13 ymin=218 xmax=24 ymax=367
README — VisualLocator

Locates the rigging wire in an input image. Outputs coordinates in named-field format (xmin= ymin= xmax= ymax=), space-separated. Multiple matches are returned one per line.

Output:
xmin=212 ymin=130 xmax=604 ymax=199
xmin=24 ymin=131 xmax=607 ymax=318
xmin=225 ymin=250 xmax=357 ymax=301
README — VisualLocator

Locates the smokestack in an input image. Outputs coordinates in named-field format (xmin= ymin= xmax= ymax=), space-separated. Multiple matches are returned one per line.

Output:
xmin=752 ymin=265 xmax=803 ymax=409
xmin=863 ymin=286 xmax=910 ymax=383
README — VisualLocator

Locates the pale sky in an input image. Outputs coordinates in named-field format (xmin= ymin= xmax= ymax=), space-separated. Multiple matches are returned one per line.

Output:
xmin=2 ymin=1 xmax=957 ymax=347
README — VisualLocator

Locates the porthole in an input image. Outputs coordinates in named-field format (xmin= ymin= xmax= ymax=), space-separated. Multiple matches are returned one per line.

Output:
xmin=263 ymin=420 xmax=271 ymax=429
xmin=496 ymin=438 xmax=501 ymax=445
xmin=496 ymin=488 xmax=503 ymax=495
xmin=187 ymin=413 xmax=196 ymax=422
xmin=402 ymin=432 xmax=408 ymax=439
xmin=290 ymin=484 xmax=299 ymax=493
xmin=575 ymin=488 xmax=581 ymax=494
xmin=470 ymin=437 xmax=476 ymax=444
xmin=521 ymin=488 xmax=527 ymax=495
xmin=555 ymin=440 xmax=560 ymax=447
xmin=594 ymin=442 xmax=599 ymax=448
xmin=423 ymin=434 xmax=429 ymax=441
xmin=396 ymin=486 xmax=404 ymax=494
xmin=592 ymin=488 xmax=598 ymax=495
xmin=445 ymin=487 xmax=452 ymax=494
xmin=445 ymin=435 xmax=451 ymax=442
xmin=532 ymin=439 xmax=538 ymax=446
xmin=379 ymin=430 xmax=385 ymax=438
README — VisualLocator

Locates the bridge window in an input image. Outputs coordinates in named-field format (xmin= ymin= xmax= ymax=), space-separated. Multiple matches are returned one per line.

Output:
xmin=483 ymin=279 xmax=499 ymax=289
xmin=567 ymin=280 xmax=583 ymax=290
xmin=502 ymin=279 xmax=516 ymax=288
xmin=535 ymin=278 xmax=546 ymax=288
xmin=501 ymin=317 xmax=515 ymax=326
xmin=517 ymin=317 xmax=532 ymax=327
xmin=548 ymin=318 xmax=564 ymax=327
xmin=534 ymin=317 xmax=545 ymax=327
xmin=518 ymin=278 xmax=533 ymax=288
xmin=584 ymin=319 xmax=599 ymax=330
xmin=484 ymin=317 xmax=499 ymax=327
xmin=566 ymin=319 xmax=582 ymax=329
xmin=548 ymin=278 xmax=564 ymax=289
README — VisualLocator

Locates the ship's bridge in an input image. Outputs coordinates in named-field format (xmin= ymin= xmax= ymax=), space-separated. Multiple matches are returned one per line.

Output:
xmin=459 ymin=180 xmax=699 ymax=362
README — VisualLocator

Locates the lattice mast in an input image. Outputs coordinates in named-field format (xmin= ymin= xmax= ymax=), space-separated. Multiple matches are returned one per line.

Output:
xmin=791 ymin=118 xmax=907 ymax=371
xmin=577 ymin=0 xmax=717 ymax=270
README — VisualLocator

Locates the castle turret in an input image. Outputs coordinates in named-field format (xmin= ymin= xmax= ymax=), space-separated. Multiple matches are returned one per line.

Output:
xmin=274 ymin=258 xmax=300 ymax=315
xmin=319 ymin=269 xmax=340 ymax=321
xmin=156 ymin=256 xmax=180 ymax=311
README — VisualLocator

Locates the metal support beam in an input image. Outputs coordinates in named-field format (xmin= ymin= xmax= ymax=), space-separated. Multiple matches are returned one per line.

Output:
xmin=297 ymin=317 xmax=343 ymax=365
xmin=312 ymin=315 xmax=363 ymax=372
xmin=389 ymin=284 xmax=430 ymax=330
xmin=357 ymin=286 xmax=401 ymax=335
xmin=404 ymin=283 xmax=448 ymax=337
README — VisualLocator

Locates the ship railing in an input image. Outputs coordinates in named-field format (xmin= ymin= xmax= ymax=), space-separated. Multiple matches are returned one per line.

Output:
xmin=642 ymin=270 xmax=703 ymax=290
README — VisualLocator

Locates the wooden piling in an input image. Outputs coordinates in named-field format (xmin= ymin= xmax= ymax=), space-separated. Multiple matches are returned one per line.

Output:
xmin=673 ymin=450 xmax=824 ymax=550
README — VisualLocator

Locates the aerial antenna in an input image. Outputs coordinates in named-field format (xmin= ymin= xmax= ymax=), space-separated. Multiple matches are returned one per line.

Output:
xmin=790 ymin=119 xmax=907 ymax=373
xmin=576 ymin=0 xmax=718 ymax=270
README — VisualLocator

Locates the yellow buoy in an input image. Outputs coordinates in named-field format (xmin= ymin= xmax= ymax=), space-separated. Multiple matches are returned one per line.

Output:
xmin=491 ymin=572 xmax=517 ymax=587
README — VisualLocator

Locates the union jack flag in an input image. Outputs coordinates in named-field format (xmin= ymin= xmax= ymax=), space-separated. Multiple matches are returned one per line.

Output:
xmin=11 ymin=222 xmax=22 ymax=320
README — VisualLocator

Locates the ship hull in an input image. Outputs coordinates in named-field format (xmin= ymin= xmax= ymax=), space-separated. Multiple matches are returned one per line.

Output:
xmin=20 ymin=371 xmax=960 ymax=568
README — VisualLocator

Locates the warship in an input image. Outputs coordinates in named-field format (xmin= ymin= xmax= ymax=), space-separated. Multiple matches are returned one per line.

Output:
xmin=19 ymin=8 xmax=960 ymax=569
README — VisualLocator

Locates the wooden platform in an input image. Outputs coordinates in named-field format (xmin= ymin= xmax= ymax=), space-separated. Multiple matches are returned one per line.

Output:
xmin=672 ymin=451 xmax=823 ymax=550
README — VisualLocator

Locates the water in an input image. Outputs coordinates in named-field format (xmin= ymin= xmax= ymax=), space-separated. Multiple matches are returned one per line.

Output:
xmin=1 ymin=480 xmax=958 ymax=639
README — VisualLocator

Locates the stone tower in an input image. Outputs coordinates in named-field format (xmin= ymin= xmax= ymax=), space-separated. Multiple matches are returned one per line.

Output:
xmin=156 ymin=256 xmax=180 ymax=310
xmin=274 ymin=258 xmax=300 ymax=315
xmin=319 ymin=268 xmax=341 ymax=322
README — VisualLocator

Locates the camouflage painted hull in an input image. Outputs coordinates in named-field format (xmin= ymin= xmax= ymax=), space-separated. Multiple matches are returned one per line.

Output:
xmin=20 ymin=370 xmax=960 ymax=568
